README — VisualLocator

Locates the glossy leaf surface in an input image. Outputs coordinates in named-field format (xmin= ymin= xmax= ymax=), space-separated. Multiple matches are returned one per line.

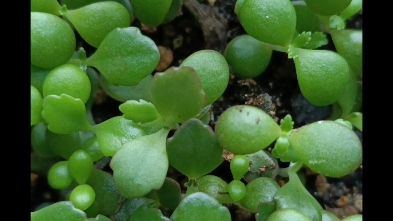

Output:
xmin=230 ymin=155 xmax=250 ymax=180
xmin=224 ymin=35 xmax=272 ymax=79
xmin=228 ymin=180 xmax=247 ymax=201
xmin=81 ymin=137 xmax=104 ymax=162
xmin=111 ymin=129 xmax=170 ymax=198
xmin=215 ymin=105 xmax=281 ymax=154
xmin=31 ymin=201 xmax=87 ymax=221
xmin=86 ymin=169 xmax=122 ymax=216
xmin=69 ymin=150 xmax=94 ymax=184
xmin=288 ymin=121 xmax=362 ymax=177
xmin=93 ymin=116 xmax=145 ymax=157
xmin=48 ymin=161 xmax=74 ymax=189
xmin=239 ymin=177 xmax=280 ymax=212
xmin=87 ymin=27 xmax=160 ymax=86
xmin=31 ymin=12 xmax=75 ymax=69
xmin=43 ymin=64 xmax=91 ymax=103
xmin=66 ymin=2 xmax=130 ymax=48
xmin=167 ymin=118 xmax=223 ymax=179
xmin=239 ymin=0 xmax=296 ymax=47
xmin=129 ymin=206 xmax=170 ymax=221
xmin=131 ymin=0 xmax=172 ymax=27
xmin=70 ymin=184 xmax=96 ymax=210
xmin=42 ymin=94 xmax=91 ymax=134
xmin=170 ymin=192 xmax=231 ymax=221
xmin=151 ymin=67 xmax=206 ymax=126
xmin=185 ymin=175 xmax=233 ymax=204
xmin=180 ymin=50 xmax=229 ymax=104
xmin=293 ymin=49 xmax=350 ymax=106
xmin=120 ymin=99 xmax=160 ymax=123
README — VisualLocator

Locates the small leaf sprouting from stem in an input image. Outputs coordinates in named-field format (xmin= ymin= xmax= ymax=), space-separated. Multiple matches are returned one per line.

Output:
xmin=334 ymin=119 xmax=353 ymax=130
xmin=280 ymin=114 xmax=294 ymax=133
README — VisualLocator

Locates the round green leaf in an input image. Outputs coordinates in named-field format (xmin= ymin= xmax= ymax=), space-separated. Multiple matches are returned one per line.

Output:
xmin=113 ymin=198 xmax=155 ymax=221
xmin=228 ymin=180 xmax=247 ymax=201
xmin=131 ymin=0 xmax=172 ymax=27
xmin=31 ymin=86 xmax=43 ymax=126
xmin=151 ymin=67 xmax=206 ymax=126
xmin=43 ymin=64 xmax=91 ymax=103
xmin=304 ymin=0 xmax=351 ymax=16
xmin=288 ymin=121 xmax=362 ymax=177
xmin=93 ymin=116 xmax=145 ymax=157
xmin=239 ymin=0 xmax=296 ymax=47
xmin=31 ymin=201 xmax=87 ymax=221
xmin=154 ymin=177 xmax=182 ymax=210
xmin=244 ymin=150 xmax=279 ymax=182
xmin=69 ymin=150 xmax=94 ymax=184
xmin=87 ymin=27 xmax=160 ymax=86
xmin=170 ymin=192 xmax=231 ymax=221
xmin=330 ymin=29 xmax=362 ymax=79
xmin=31 ymin=64 xmax=50 ymax=95
xmin=167 ymin=118 xmax=223 ymax=179
xmin=293 ymin=49 xmax=350 ymax=106
xmin=120 ymin=100 xmax=160 ymax=123
xmin=66 ymin=2 xmax=130 ymax=48
xmin=48 ymin=161 xmax=74 ymax=189
xmin=31 ymin=0 xmax=62 ymax=15
xmin=70 ymin=184 xmax=96 ymax=211
xmin=31 ymin=12 xmax=76 ymax=69
xmin=239 ymin=177 xmax=280 ymax=213
xmin=110 ymin=129 xmax=170 ymax=198
xmin=42 ymin=94 xmax=92 ymax=134
xmin=292 ymin=1 xmax=320 ymax=33
xmin=224 ymin=35 xmax=272 ymax=79
xmin=267 ymin=209 xmax=312 ymax=221
xmin=337 ymin=71 xmax=358 ymax=117
xmin=100 ymin=74 xmax=154 ymax=102
xmin=215 ymin=105 xmax=281 ymax=154
xmin=86 ymin=169 xmax=123 ymax=216
xmin=180 ymin=50 xmax=229 ymax=105
xmin=230 ymin=155 xmax=250 ymax=180
xmin=185 ymin=175 xmax=233 ymax=204
xmin=81 ymin=136 xmax=104 ymax=162
xmin=130 ymin=206 xmax=170 ymax=221
xmin=84 ymin=200 xmax=99 ymax=218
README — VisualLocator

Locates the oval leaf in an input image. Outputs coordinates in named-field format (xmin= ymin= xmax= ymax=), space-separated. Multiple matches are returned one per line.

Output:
xmin=87 ymin=27 xmax=160 ymax=86
xmin=120 ymin=99 xmax=160 ymax=123
xmin=130 ymin=206 xmax=170 ymax=221
xmin=42 ymin=94 xmax=91 ymax=134
xmin=170 ymin=192 xmax=231 ymax=221
xmin=151 ymin=67 xmax=206 ymax=126
xmin=167 ymin=118 xmax=223 ymax=179
xmin=288 ymin=121 xmax=362 ymax=177
xmin=31 ymin=201 xmax=87 ymax=221
xmin=185 ymin=175 xmax=233 ymax=204
xmin=113 ymin=198 xmax=155 ymax=221
xmin=110 ymin=128 xmax=170 ymax=198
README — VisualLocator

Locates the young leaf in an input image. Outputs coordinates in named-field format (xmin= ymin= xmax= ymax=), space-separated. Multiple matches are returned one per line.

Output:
xmin=267 ymin=208 xmax=312 ymax=221
xmin=129 ymin=206 xmax=170 ymax=221
xmin=329 ymin=15 xmax=346 ymax=30
xmin=31 ymin=201 xmax=88 ymax=221
xmin=239 ymin=177 xmax=280 ymax=213
xmin=238 ymin=0 xmax=296 ymax=47
xmin=228 ymin=180 xmax=247 ymax=201
xmin=110 ymin=128 xmax=170 ymax=198
xmin=86 ymin=169 xmax=123 ymax=216
xmin=68 ymin=150 xmax=94 ymax=184
xmin=335 ymin=119 xmax=353 ymax=130
xmin=230 ymin=155 xmax=250 ymax=180
xmin=291 ymin=32 xmax=311 ymax=48
xmin=302 ymin=32 xmax=329 ymax=50
xmin=274 ymin=170 xmax=323 ymax=220
xmin=119 ymin=100 xmax=160 ymax=123
xmin=113 ymin=198 xmax=155 ymax=221
xmin=180 ymin=50 xmax=230 ymax=105
xmin=280 ymin=114 xmax=294 ymax=133
xmin=92 ymin=116 xmax=145 ymax=157
xmin=42 ymin=94 xmax=92 ymax=134
xmin=151 ymin=67 xmax=206 ymax=126
xmin=87 ymin=27 xmax=160 ymax=86
xmin=185 ymin=175 xmax=233 ymax=204
xmin=244 ymin=150 xmax=279 ymax=182
xmin=167 ymin=118 xmax=223 ymax=179
xmin=344 ymin=112 xmax=362 ymax=132
xmin=288 ymin=121 xmax=362 ymax=177
xmin=339 ymin=0 xmax=362 ymax=21
xmin=66 ymin=2 xmax=130 ymax=48
xmin=215 ymin=105 xmax=281 ymax=155
xmin=170 ymin=192 xmax=231 ymax=221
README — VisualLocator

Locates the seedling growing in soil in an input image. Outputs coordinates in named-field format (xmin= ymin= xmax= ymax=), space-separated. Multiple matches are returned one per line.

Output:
xmin=31 ymin=0 xmax=362 ymax=220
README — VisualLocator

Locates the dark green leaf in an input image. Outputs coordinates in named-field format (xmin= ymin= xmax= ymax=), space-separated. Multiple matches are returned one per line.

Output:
xmin=31 ymin=201 xmax=87 ymax=221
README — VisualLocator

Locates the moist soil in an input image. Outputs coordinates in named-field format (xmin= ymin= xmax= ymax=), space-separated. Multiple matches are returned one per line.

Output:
xmin=31 ymin=0 xmax=362 ymax=220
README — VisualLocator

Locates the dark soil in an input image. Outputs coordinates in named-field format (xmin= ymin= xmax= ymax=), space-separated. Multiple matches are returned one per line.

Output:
xmin=31 ymin=0 xmax=362 ymax=220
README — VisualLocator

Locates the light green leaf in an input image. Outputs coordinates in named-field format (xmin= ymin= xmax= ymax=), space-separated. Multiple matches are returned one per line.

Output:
xmin=151 ymin=67 xmax=206 ymax=126
xmin=167 ymin=118 xmax=223 ymax=179
xmin=119 ymin=99 xmax=160 ymax=123
xmin=291 ymin=32 xmax=311 ymax=48
xmin=267 ymin=209 xmax=312 ymax=221
xmin=110 ymin=128 xmax=170 ymax=198
xmin=280 ymin=114 xmax=294 ymax=133
xmin=170 ymin=192 xmax=231 ymax=221
xmin=42 ymin=94 xmax=92 ymax=134
xmin=185 ymin=175 xmax=233 ymax=204
xmin=92 ymin=116 xmax=145 ymax=157
xmin=87 ymin=27 xmax=160 ymax=86
xmin=31 ymin=201 xmax=87 ymax=221
xmin=344 ymin=112 xmax=362 ymax=131
xmin=303 ymin=32 xmax=329 ymax=49
xmin=329 ymin=15 xmax=346 ymax=30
